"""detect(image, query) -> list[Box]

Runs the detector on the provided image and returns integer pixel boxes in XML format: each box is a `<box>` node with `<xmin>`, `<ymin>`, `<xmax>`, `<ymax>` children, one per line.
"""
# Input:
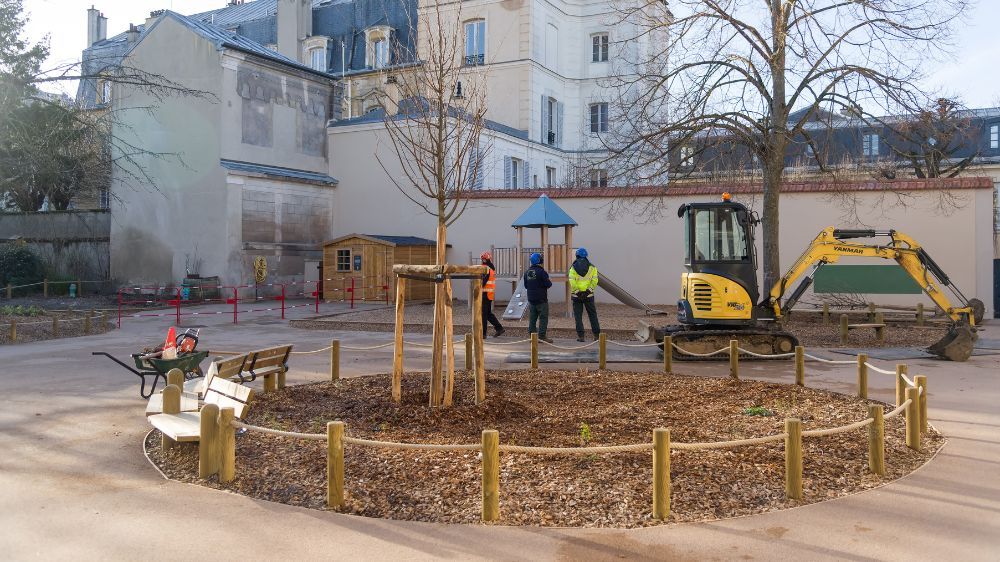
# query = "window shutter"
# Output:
<box><xmin>522</xmin><ymin>160</ymin><xmax>530</xmax><ymax>191</ymax></box>
<box><xmin>504</xmin><ymin>156</ymin><xmax>512</xmax><ymax>189</ymax></box>
<box><xmin>555</xmin><ymin>101</ymin><xmax>564</xmax><ymax>147</ymax></box>
<box><xmin>541</xmin><ymin>95</ymin><xmax>549</xmax><ymax>143</ymax></box>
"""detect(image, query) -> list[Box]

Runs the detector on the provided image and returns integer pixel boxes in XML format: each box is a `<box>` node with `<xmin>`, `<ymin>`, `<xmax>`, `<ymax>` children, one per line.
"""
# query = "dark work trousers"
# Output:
<box><xmin>573</xmin><ymin>299</ymin><xmax>601</xmax><ymax>338</ymax></box>
<box><xmin>528</xmin><ymin>302</ymin><xmax>549</xmax><ymax>337</ymax></box>
<box><xmin>482</xmin><ymin>297</ymin><xmax>503</xmax><ymax>336</ymax></box>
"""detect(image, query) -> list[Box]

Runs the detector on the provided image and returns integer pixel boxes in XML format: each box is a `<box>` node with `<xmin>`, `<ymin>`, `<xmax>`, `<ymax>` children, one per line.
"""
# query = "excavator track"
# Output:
<box><xmin>657</xmin><ymin>327</ymin><xmax>800</xmax><ymax>361</ymax></box>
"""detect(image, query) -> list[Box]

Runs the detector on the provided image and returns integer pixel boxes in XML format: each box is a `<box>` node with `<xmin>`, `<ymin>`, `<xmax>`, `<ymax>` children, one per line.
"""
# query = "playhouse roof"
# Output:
<box><xmin>511</xmin><ymin>195</ymin><xmax>577</xmax><ymax>228</ymax></box>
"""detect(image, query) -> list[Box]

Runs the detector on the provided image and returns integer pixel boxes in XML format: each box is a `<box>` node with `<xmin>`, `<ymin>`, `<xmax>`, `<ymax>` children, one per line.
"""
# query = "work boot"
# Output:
<box><xmin>576</xmin><ymin>335</ymin><xmax>585</xmax><ymax>342</ymax></box>
<box><xmin>494</xmin><ymin>327</ymin><xmax>505</xmax><ymax>338</ymax></box>
<box><xmin>539</xmin><ymin>335</ymin><xmax>553</xmax><ymax>344</ymax></box>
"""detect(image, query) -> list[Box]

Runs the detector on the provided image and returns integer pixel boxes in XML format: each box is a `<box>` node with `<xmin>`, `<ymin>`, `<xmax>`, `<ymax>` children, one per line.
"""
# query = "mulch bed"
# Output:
<box><xmin>0</xmin><ymin>308</ymin><xmax>114</xmax><ymax>345</ymax></box>
<box><xmin>147</xmin><ymin>370</ymin><xmax>942</xmax><ymax>527</ymax></box>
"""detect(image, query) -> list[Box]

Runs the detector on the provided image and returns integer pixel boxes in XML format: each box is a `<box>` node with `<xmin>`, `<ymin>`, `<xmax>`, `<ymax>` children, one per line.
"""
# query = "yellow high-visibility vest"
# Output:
<box><xmin>568</xmin><ymin>265</ymin><xmax>598</xmax><ymax>293</ymax></box>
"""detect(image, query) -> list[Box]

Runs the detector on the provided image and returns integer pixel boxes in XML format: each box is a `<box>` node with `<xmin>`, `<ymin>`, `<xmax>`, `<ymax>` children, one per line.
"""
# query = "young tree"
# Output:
<box><xmin>375</xmin><ymin>0</ymin><xmax>489</xmax><ymax>406</ymax></box>
<box><xmin>608</xmin><ymin>0</ymin><xmax>969</xmax><ymax>292</ymax></box>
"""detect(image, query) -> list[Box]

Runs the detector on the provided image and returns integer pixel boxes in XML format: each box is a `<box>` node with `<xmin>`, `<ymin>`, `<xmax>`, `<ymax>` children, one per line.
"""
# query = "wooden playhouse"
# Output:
<box><xmin>322</xmin><ymin>234</ymin><xmax>438</xmax><ymax>302</ymax></box>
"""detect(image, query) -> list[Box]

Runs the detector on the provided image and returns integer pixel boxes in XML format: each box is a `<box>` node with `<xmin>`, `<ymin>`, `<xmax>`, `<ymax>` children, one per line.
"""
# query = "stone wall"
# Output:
<box><xmin>0</xmin><ymin>210</ymin><xmax>111</xmax><ymax>286</ymax></box>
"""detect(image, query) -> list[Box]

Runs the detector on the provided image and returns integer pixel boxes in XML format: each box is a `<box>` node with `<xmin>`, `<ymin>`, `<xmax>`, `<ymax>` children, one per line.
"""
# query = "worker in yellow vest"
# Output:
<box><xmin>480</xmin><ymin>251</ymin><xmax>505</xmax><ymax>338</ymax></box>
<box><xmin>568</xmin><ymin>248</ymin><xmax>601</xmax><ymax>342</ymax></box>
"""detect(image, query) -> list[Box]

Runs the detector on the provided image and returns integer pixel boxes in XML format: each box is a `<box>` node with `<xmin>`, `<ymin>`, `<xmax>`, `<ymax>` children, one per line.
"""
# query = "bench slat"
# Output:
<box><xmin>149</xmin><ymin>412</ymin><xmax>201</xmax><ymax>442</ymax></box>
<box><xmin>204</xmin><ymin>394</ymin><xmax>249</xmax><ymax>418</ymax></box>
<box><xmin>216</xmin><ymin>354</ymin><xmax>249</xmax><ymax>380</ymax></box>
<box><xmin>848</xmin><ymin>323</ymin><xmax>886</xmax><ymax>329</ymax></box>
<box><xmin>209</xmin><ymin>376</ymin><xmax>254</xmax><ymax>403</ymax></box>
<box><xmin>146</xmin><ymin>392</ymin><xmax>199</xmax><ymax>417</ymax></box>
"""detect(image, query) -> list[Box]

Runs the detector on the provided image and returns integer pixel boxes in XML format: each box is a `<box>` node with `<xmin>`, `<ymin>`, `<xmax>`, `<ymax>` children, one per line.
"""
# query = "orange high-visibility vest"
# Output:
<box><xmin>484</xmin><ymin>268</ymin><xmax>496</xmax><ymax>298</ymax></box>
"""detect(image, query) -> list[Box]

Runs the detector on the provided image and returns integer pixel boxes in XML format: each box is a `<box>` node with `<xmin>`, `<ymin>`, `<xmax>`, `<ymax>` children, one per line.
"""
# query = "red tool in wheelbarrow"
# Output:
<box><xmin>93</xmin><ymin>328</ymin><xmax>208</xmax><ymax>399</ymax></box>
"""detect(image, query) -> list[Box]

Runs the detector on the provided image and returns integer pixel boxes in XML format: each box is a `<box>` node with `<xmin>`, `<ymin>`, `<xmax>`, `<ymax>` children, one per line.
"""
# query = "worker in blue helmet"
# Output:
<box><xmin>523</xmin><ymin>252</ymin><xmax>553</xmax><ymax>343</ymax></box>
<box><xmin>568</xmin><ymin>247</ymin><xmax>600</xmax><ymax>342</ymax></box>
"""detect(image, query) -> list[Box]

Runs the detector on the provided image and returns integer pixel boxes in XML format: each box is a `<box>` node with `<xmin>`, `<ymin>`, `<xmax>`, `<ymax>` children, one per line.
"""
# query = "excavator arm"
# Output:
<box><xmin>765</xmin><ymin>227</ymin><xmax>982</xmax><ymax>361</ymax></box>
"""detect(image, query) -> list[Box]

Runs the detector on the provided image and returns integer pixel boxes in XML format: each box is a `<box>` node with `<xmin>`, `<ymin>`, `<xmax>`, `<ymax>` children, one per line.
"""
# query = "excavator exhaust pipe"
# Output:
<box><xmin>927</xmin><ymin>320</ymin><xmax>978</xmax><ymax>362</ymax></box>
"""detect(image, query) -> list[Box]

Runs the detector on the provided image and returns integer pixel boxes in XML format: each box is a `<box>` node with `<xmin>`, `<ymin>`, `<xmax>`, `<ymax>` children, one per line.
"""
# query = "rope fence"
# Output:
<box><xmin>3</xmin><ymin>311</ymin><xmax>112</xmax><ymax>343</ymax></box>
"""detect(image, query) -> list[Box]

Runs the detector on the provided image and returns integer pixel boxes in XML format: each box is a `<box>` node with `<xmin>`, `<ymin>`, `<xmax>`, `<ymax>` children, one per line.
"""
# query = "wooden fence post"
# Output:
<box><xmin>729</xmin><ymin>340</ymin><xmax>739</xmax><ymax>381</ymax></box>
<box><xmin>794</xmin><ymin>346</ymin><xmax>805</xmax><ymax>386</ymax></box>
<box><xmin>874</xmin><ymin>312</ymin><xmax>885</xmax><ymax>344</ymax></box>
<box><xmin>895</xmin><ymin>364</ymin><xmax>907</xmax><ymax>406</ymax></box>
<box><xmin>327</xmin><ymin>421</ymin><xmax>345</xmax><ymax>508</ymax></box>
<box><xmin>166</xmin><ymin>368</ymin><xmax>184</xmax><ymax>389</ymax></box>
<box><xmin>868</xmin><ymin>405</ymin><xmax>885</xmax><ymax>476</ymax></box>
<box><xmin>99</xmin><ymin>312</ymin><xmax>107</xmax><ymax>331</ymax></box>
<box><xmin>530</xmin><ymin>332</ymin><xmax>539</xmax><ymax>370</ymax></box>
<box><xmin>199</xmin><ymin>403</ymin><xmax>220</xmax><ymax>478</ymax></box>
<box><xmin>857</xmin><ymin>353</ymin><xmax>868</xmax><ymax>399</ymax></box>
<box><xmin>84</xmin><ymin>313</ymin><xmax>91</xmax><ymax>335</ymax></box>
<box><xmin>905</xmin><ymin>386</ymin><xmax>920</xmax><ymax>451</ymax></box>
<box><xmin>465</xmin><ymin>333</ymin><xmax>473</xmax><ymax>371</ymax></box>
<box><xmin>330</xmin><ymin>339</ymin><xmax>340</xmax><ymax>381</ymax></box>
<box><xmin>218</xmin><ymin>407</ymin><xmax>236</xmax><ymax>483</ymax></box>
<box><xmin>52</xmin><ymin>317</ymin><xmax>58</xmax><ymax>338</ymax></box>
<box><xmin>43</xmin><ymin>278</ymin><xmax>48</xmax><ymax>297</ymax></box>
<box><xmin>915</xmin><ymin>375</ymin><xmax>928</xmax><ymax>434</ymax></box>
<box><xmin>5</xmin><ymin>283</ymin><xmax>10</xmax><ymax>299</ymax></box>
<box><xmin>822</xmin><ymin>303</ymin><xmax>829</xmax><ymax>324</ymax></box>
<box><xmin>598</xmin><ymin>333</ymin><xmax>607</xmax><ymax>370</ymax></box>
<box><xmin>161</xmin><ymin>384</ymin><xmax>181</xmax><ymax>450</ymax></box>
<box><xmin>392</xmin><ymin>277</ymin><xmax>406</xmax><ymax>403</ymax></box>
<box><xmin>916</xmin><ymin>302</ymin><xmax>924</xmax><ymax>326</ymax></box>
<box><xmin>785</xmin><ymin>418</ymin><xmax>802</xmax><ymax>500</ymax></box>
<box><xmin>472</xmin><ymin>278</ymin><xmax>486</xmax><ymax>404</ymax></box>
<box><xmin>663</xmin><ymin>335</ymin><xmax>673</xmax><ymax>374</ymax></box>
<box><xmin>9</xmin><ymin>319</ymin><xmax>15</xmax><ymax>343</ymax></box>
<box><xmin>868</xmin><ymin>302</ymin><xmax>876</xmax><ymax>322</ymax></box>
<box><xmin>652</xmin><ymin>428</ymin><xmax>671</xmax><ymax>520</ymax></box>
<box><xmin>840</xmin><ymin>314</ymin><xmax>849</xmax><ymax>345</ymax></box>
<box><xmin>481</xmin><ymin>429</ymin><xmax>499</xmax><ymax>522</ymax></box>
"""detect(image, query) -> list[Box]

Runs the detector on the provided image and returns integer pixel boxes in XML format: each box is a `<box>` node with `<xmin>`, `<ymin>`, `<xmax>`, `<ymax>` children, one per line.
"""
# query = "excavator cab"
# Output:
<box><xmin>676</xmin><ymin>198</ymin><xmax>760</xmax><ymax>326</ymax></box>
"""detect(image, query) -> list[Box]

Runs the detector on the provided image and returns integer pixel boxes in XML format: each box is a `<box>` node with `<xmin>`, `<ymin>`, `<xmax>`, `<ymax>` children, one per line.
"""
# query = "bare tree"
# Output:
<box><xmin>878</xmin><ymin>98</ymin><xmax>980</xmax><ymax>179</ymax></box>
<box><xmin>375</xmin><ymin>0</ymin><xmax>489</xmax><ymax>407</ymax></box>
<box><xmin>607</xmin><ymin>0</ymin><xmax>969</xmax><ymax>292</ymax></box>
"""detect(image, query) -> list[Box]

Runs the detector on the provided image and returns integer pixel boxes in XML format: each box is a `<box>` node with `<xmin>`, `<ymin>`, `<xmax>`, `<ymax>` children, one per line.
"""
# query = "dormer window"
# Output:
<box><xmin>303</xmin><ymin>36</ymin><xmax>330</xmax><ymax>72</ymax></box>
<box><xmin>365</xmin><ymin>26</ymin><xmax>392</xmax><ymax>69</ymax></box>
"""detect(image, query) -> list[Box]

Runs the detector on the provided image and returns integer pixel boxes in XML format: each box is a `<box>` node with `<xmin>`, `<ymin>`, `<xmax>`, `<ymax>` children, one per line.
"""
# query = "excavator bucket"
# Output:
<box><xmin>927</xmin><ymin>321</ymin><xmax>978</xmax><ymax>362</ymax></box>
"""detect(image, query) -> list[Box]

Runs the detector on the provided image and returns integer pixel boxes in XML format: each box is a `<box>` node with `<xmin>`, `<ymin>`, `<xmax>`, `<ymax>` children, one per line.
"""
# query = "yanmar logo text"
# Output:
<box><xmin>834</xmin><ymin>246</ymin><xmax>864</xmax><ymax>254</ymax></box>
<box><xmin>727</xmin><ymin>302</ymin><xmax>746</xmax><ymax>310</ymax></box>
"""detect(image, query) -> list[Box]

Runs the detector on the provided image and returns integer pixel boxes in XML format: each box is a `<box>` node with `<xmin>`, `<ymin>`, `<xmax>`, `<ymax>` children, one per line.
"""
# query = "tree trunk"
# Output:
<box><xmin>429</xmin><ymin>221</ymin><xmax>447</xmax><ymax>406</ymax></box>
<box><xmin>761</xmin><ymin>161</ymin><xmax>783</xmax><ymax>297</ymax></box>
<box><xmin>763</xmin><ymin>0</ymin><xmax>788</xmax><ymax>303</ymax></box>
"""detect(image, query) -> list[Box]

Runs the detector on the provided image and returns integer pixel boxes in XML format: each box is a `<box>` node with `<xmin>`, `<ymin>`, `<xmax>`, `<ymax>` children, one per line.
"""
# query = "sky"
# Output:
<box><xmin>22</xmin><ymin>0</ymin><xmax>1000</xmax><ymax>108</ymax></box>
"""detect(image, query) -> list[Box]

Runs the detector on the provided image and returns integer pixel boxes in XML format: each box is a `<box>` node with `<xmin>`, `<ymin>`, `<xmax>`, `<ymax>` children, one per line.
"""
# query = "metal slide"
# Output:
<box><xmin>502</xmin><ymin>278</ymin><xmax>530</xmax><ymax>320</ymax></box>
<box><xmin>598</xmin><ymin>275</ymin><xmax>665</xmax><ymax>315</ymax></box>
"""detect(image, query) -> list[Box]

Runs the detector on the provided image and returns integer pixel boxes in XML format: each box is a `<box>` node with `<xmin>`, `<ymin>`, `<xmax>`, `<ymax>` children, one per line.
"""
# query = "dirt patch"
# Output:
<box><xmin>0</xmin><ymin>306</ymin><xmax>114</xmax><ymax>345</ymax></box>
<box><xmin>147</xmin><ymin>370</ymin><xmax>942</xmax><ymax>527</ymax></box>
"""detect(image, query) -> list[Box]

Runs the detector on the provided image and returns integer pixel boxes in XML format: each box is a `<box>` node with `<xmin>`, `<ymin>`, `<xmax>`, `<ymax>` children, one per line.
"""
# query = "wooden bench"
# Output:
<box><xmin>148</xmin><ymin>376</ymin><xmax>254</xmax><ymax>444</ymax></box>
<box><xmin>145</xmin><ymin>354</ymin><xmax>250</xmax><ymax>416</ymax></box>
<box><xmin>241</xmin><ymin>345</ymin><xmax>293</xmax><ymax>392</ymax></box>
<box><xmin>840</xmin><ymin>314</ymin><xmax>886</xmax><ymax>345</ymax></box>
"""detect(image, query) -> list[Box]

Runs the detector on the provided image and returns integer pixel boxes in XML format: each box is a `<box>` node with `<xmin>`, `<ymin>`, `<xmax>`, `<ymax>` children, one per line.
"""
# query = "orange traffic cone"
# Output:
<box><xmin>162</xmin><ymin>326</ymin><xmax>178</xmax><ymax>360</ymax></box>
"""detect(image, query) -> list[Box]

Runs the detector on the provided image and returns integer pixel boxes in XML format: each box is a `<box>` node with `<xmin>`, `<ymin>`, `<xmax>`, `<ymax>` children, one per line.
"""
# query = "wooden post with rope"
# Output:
<box><xmin>218</xmin><ymin>407</ymin><xmax>236</xmax><ymax>483</ymax></box>
<box><xmin>895</xmin><ymin>364</ymin><xmax>907</xmax><ymax>406</ymax></box>
<box><xmin>905</xmin><ymin>386</ymin><xmax>920</xmax><ymax>451</ymax></box>
<box><xmin>916</xmin><ymin>302</ymin><xmax>925</xmax><ymax>326</ymax></box>
<box><xmin>868</xmin><ymin>405</ymin><xmax>885</xmax><ymax>476</ymax></box>
<box><xmin>652</xmin><ymin>428</ymin><xmax>671</xmax><ymax>520</ymax></box>
<box><xmin>915</xmin><ymin>375</ymin><xmax>928</xmax><ymax>434</ymax></box>
<box><xmin>598</xmin><ymin>333</ymin><xmax>607</xmax><ymax>369</ymax></box>
<box><xmin>663</xmin><ymin>335</ymin><xmax>672</xmax><ymax>374</ymax></box>
<box><xmin>729</xmin><ymin>339</ymin><xmax>739</xmax><ymax>381</ymax></box>
<box><xmin>330</xmin><ymin>339</ymin><xmax>340</xmax><ymax>381</ymax></box>
<box><xmin>481</xmin><ymin>429</ymin><xmax>499</xmax><ymax>522</ymax></box>
<box><xmin>785</xmin><ymin>418</ymin><xmax>803</xmax><ymax>500</ymax></box>
<box><xmin>794</xmin><ymin>346</ymin><xmax>805</xmax><ymax>386</ymax></box>
<box><xmin>530</xmin><ymin>332</ymin><xmax>539</xmax><ymax>370</ymax></box>
<box><xmin>857</xmin><ymin>353</ymin><xmax>868</xmax><ymax>399</ymax></box>
<box><xmin>199</xmin><ymin>403</ymin><xmax>220</xmax><ymax>478</ymax></box>
<box><xmin>327</xmin><ymin>421</ymin><xmax>345</xmax><ymax>508</ymax></box>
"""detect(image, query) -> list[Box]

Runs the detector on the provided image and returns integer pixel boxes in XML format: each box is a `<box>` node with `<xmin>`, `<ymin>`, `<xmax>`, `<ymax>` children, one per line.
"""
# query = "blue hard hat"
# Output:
<box><xmin>530</xmin><ymin>253</ymin><xmax>543</xmax><ymax>265</ymax></box>
<box><xmin>576</xmin><ymin>247</ymin><xmax>588</xmax><ymax>258</ymax></box>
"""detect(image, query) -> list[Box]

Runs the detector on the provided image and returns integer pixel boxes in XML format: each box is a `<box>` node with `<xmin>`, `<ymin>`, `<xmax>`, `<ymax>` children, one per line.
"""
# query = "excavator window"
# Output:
<box><xmin>692</xmin><ymin>207</ymin><xmax>750</xmax><ymax>262</ymax></box>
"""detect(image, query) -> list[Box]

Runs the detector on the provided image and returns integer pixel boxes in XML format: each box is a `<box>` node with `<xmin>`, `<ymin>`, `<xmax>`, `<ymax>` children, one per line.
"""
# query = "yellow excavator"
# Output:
<box><xmin>652</xmin><ymin>195</ymin><xmax>983</xmax><ymax>361</ymax></box>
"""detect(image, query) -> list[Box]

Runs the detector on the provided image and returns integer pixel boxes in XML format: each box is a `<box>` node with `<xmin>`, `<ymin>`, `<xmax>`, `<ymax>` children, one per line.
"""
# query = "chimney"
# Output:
<box><xmin>126</xmin><ymin>24</ymin><xmax>139</xmax><ymax>45</ymax></box>
<box><xmin>87</xmin><ymin>6</ymin><xmax>107</xmax><ymax>46</ymax></box>
<box><xmin>146</xmin><ymin>9</ymin><xmax>165</xmax><ymax>30</ymax></box>
<box><xmin>277</xmin><ymin>0</ymin><xmax>312</xmax><ymax>63</ymax></box>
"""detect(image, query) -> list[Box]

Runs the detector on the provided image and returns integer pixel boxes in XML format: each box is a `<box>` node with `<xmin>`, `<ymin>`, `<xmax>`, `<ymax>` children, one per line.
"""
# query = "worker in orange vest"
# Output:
<box><xmin>480</xmin><ymin>251</ymin><xmax>505</xmax><ymax>338</ymax></box>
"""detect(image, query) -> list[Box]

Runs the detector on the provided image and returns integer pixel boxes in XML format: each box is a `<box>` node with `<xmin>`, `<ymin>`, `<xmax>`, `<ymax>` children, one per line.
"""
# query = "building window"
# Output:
<box><xmin>372</xmin><ymin>39</ymin><xmax>388</xmax><ymax>68</ymax></box>
<box><xmin>862</xmin><ymin>133</ymin><xmax>880</xmax><ymax>157</ymax></box>
<box><xmin>310</xmin><ymin>47</ymin><xmax>326</xmax><ymax>71</ymax></box>
<box><xmin>101</xmin><ymin>80</ymin><xmax>112</xmax><ymax>104</ymax></box>
<box><xmin>546</xmin><ymin>166</ymin><xmax>556</xmax><ymax>187</ymax></box>
<box><xmin>679</xmin><ymin>145</ymin><xmax>693</xmax><ymax>164</ymax></box>
<box><xmin>589</xmin><ymin>169</ymin><xmax>608</xmax><ymax>188</ymax></box>
<box><xmin>592</xmin><ymin>33</ymin><xmax>609</xmax><ymax>62</ymax></box>
<box><xmin>541</xmin><ymin>96</ymin><xmax>562</xmax><ymax>146</ymax></box>
<box><xmin>336</xmin><ymin>249</ymin><xmax>352</xmax><ymax>272</ymax></box>
<box><xmin>990</xmin><ymin>124</ymin><xmax>999</xmax><ymax>150</ymax></box>
<box><xmin>507</xmin><ymin>157</ymin><xmax>522</xmax><ymax>189</ymax></box>
<box><xmin>465</xmin><ymin>20</ymin><xmax>485</xmax><ymax>66</ymax></box>
<box><xmin>99</xmin><ymin>188</ymin><xmax>110</xmax><ymax>209</ymax></box>
<box><xmin>589</xmin><ymin>102</ymin><xmax>609</xmax><ymax>134</ymax></box>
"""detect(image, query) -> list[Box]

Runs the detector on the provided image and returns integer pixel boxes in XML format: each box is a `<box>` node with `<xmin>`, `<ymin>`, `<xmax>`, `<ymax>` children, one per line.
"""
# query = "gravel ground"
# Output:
<box><xmin>147</xmin><ymin>370</ymin><xmax>942</xmax><ymax>527</ymax></box>
<box><xmin>305</xmin><ymin>302</ymin><xmax>948</xmax><ymax>348</ymax></box>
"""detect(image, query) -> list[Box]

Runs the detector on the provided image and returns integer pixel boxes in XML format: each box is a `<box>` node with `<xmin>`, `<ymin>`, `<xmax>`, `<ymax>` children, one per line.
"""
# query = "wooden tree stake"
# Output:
<box><xmin>481</xmin><ymin>429</ymin><xmax>499</xmax><ymax>522</ymax></box>
<box><xmin>327</xmin><ymin>421</ymin><xmax>345</xmax><ymax>508</ymax></box>
<box><xmin>472</xmin><ymin>278</ymin><xmax>486</xmax><ymax>404</ymax></box>
<box><xmin>652</xmin><ymin>428</ymin><xmax>671</xmax><ymax>520</ymax></box>
<box><xmin>429</xmin><ymin>282</ymin><xmax>445</xmax><ymax>407</ymax></box>
<box><xmin>391</xmin><ymin>277</ymin><xmax>406</xmax><ymax>402</ymax></box>
<box><xmin>465</xmin><ymin>333</ymin><xmax>473</xmax><ymax>371</ymax></box>
<box><xmin>915</xmin><ymin>375</ymin><xmax>928</xmax><ymax>434</ymax></box>
<box><xmin>857</xmin><ymin>353</ymin><xmax>868</xmax><ymax>399</ymax></box>
<box><xmin>198</xmin><ymin>403</ymin><xmax>220</xmax><ymax>478</ymax></box>
<box><xmin>729</xmin><ymin>339</ymin><xmax>739</xmax><ymax>381</ymax></box>
<box><xmin>794</xmin><ymin>346</ymin><xmax>805</xmax><ymax>386</ymax></box>
<box><xmin>330</xmin><ymin>339</ymin><xmax>340</xmax><ymax>381</ymax></box>
<box><xmin>443</xmin><ymin>279</ymin><xmax>456</xmax><ymax>407</ymax></box>
<box><xmin>785</xmin><ymin>418</ymin><xmax>803</xmax><ymax>500</ymax></box>
<box><xmin>868</xmin><ymin>404</ymin><xmax>885</xmax><ymax>476</ymax></box>
<box><xmin>905</xmin><ymin>387</ymin><xmax>920</xmax><ymax>451</ymax></box>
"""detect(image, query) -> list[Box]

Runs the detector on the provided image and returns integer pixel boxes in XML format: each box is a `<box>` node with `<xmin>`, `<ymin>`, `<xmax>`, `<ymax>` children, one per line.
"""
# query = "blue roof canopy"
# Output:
<box><xmin>511</xmin><ymin>195</ymin><xmax>577</xmax><ymax>228</ymax></box>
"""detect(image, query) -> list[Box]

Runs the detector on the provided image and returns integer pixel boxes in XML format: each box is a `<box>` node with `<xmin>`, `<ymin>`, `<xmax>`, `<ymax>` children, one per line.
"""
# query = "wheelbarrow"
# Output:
<box><xmin>93</xmin><ymin>350</ymin><xmax>209</xmax><ymax>399</ymax></box>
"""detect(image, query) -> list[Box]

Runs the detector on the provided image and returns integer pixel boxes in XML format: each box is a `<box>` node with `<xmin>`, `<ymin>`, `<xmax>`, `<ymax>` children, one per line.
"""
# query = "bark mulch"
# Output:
<box><xmin>147</xmin><ymin>370</ymin><xmax>942</xmax><ymax>527</ymax></box>
<box><xmin>0</xmin><ymin>308</ymin><xmax>114</xmax><ymax>345</ymax></box>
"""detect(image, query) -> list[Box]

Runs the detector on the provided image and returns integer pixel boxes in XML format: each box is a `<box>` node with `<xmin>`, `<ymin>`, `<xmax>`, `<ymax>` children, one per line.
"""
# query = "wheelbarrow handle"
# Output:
<box><xmin>92</xmin><ymin>352</ymin><xmax>142</xmax><ymax>376</ymax></box>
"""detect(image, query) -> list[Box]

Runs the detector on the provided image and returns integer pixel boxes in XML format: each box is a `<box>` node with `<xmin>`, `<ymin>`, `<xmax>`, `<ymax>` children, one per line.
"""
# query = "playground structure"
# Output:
<box><xmin>487</xmin><ymin>195</ymin><xmax>661</xmax><ymax>320</ymax></box>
